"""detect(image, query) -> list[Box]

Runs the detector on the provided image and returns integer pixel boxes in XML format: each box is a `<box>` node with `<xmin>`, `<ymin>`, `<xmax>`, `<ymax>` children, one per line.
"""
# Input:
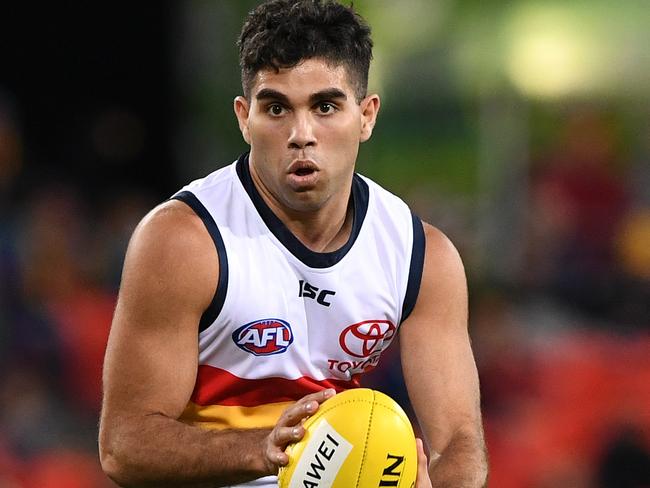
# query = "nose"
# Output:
<box><xmin>287</xmin><ymin>112</ymin><xmax>316</xmax><ymax>149</ymax></box>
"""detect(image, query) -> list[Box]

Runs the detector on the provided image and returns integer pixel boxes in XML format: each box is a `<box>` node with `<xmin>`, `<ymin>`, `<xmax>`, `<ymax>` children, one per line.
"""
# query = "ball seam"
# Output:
<box><xmin>284</xmin><ymin>398</ymin><xmax>376</xmax><ymax>477</ymax></box>
<box><xmin>281</xmin><ymin>392</ymin><xmax>413</xmax><ymax>487</ymax></box>
<box><xmin>374</xmin><ymin>403</ymin><xmax>413</xmax><ymax>429</ymax></box>
<box><xmin>354</xmin><ymin>390</ymin><xmax>375</xmax><ymax>488</ymax></box>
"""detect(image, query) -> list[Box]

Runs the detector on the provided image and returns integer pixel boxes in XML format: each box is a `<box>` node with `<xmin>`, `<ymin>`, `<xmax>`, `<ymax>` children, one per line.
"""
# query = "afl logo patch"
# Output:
<box><xmin>339</xmin><ymin>320</ymin><xmax>396</xmax><ymax>358</ymax></box>
<box><xmin>232</xmin><ymin>319</ymin><xmax>294</xmax><ymax>356</ymax></box>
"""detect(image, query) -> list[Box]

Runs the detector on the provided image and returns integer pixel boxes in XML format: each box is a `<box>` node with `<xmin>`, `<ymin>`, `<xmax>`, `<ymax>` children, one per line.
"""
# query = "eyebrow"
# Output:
<box><xmin>255</xmin><ymin>88</ymin><xmax>290</xmax><ymax>105</ymax></box>
<box><xmin>255</xmin><ymin>88</ymin><xmax>348</xmax><ymax>105</ymax></box>
<box><xmin>309</xmin><ymin>88</ymin><xmax>347</xmax><ymax>104</ymax></box>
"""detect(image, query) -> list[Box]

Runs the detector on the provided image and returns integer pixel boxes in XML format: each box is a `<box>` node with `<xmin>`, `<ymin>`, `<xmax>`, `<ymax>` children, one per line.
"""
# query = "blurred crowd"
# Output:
<box><xmin>1</xmin><ymin>89</ymin><xmax>649</xmax><ymax>486</ymax></box>
<box><xmin>473</xmin><ymin>109</ymin><xmax>650</xmax><ymax>487</ymax></box>
<box><xmin>367</xmin><ymin>108</ymin><xmax>650</xmax><ymax>487</ymax></box>
<box><xmin>0</xmin><ymin>93</ymin><xmax>155</xmax><ymax>486</ymax></box>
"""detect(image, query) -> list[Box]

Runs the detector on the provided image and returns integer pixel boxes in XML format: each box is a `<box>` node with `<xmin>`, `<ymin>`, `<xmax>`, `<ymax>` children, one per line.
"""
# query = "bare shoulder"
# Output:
<box><xmin>128</xmin><ymin>199</ymin><xmax>214</xmax><ymax>263</ymax></box>
<box><xmin>421</xmin><ymin>221</ymin><xmax>466</xmax><ymax>278</ymax></box>
<box><xmin>403</xmin><ymin>221</ymin><xmax>468</xmax><ymax>329</ymax></box>
<box><xmin>131</xmin><ymin>199</ymin><xmax>210</xmax><ymax>250</ymax></box>
<box><xmin>102</xmin><ymin>199</ymin><xmax>217</xmax><ymax>435</ymax></box>
<box><xmin>120</xmin><ymin>198</ymin><xmax>218</xmax><ymax>312</ymax></box>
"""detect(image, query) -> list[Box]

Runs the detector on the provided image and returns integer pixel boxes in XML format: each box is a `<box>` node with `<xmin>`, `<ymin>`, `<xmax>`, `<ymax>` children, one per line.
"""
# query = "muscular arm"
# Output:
<box><xmin>99</xmin><ymin>201</ymin><xmax>328</xmax><ymax>487</ymax></box>
<box><xmin>401</xmin><ymin>223</ymin><xmax>488</xmax><ymax>488</ymax></box>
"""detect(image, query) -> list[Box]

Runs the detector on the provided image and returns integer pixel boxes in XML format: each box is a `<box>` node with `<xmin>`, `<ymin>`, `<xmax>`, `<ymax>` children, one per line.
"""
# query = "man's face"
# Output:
<box><xmin>234</xmin><ymin>57</ymin><xmax>380</xmax><ymax>214</ymax></box>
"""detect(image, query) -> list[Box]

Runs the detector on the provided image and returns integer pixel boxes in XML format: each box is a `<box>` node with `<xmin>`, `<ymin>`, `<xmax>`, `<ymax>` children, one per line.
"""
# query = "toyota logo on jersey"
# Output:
<box><xmin>339</xmin><ymin>320</ymin><xmax>396</xmax><ymax>358</ymax></box>
<box><xmin>232</xmin><ymin>319</ymin><xmax>294</xmax><ymax>356</ymax></box>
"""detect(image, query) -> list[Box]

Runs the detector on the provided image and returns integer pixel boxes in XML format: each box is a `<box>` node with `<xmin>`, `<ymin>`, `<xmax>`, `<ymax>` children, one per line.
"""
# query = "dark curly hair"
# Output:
<box><xmin>238</xmin><ymin>0</ymin><xmax>373</xmax><ymax>102</ymax></box>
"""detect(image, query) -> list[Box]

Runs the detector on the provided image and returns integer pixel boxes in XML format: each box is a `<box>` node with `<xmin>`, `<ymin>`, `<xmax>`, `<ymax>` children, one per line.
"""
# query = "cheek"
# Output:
<box><xmin>320</xmin><ymin>115</ymin><xmax>361</xmax><ymax>144</ymax></box>
<box><xmin>317</xmin><ymin>120</ymin><xmax>361</xmax><ymax>173</ymax></box>
<box><xmin>249</xmin><ymin>120</ymin><xmax>284</xmax><ymax>148</ymax></box>
<box><xmin>325</xmin><ymin>126</ymin><xmax>361</xmax><ymax>163</ymax></box>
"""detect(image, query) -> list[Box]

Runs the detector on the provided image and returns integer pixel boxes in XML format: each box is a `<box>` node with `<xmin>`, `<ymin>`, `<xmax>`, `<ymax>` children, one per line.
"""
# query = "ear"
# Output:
<box><xmin>359</xmin><ymin>94</ymin><xmax>381</xmax><ymax>143</ymax></box>
<box><xmin>234</xmin><ymin>96</ymin><xmax>251</xmax><ymax>145</ymax></box>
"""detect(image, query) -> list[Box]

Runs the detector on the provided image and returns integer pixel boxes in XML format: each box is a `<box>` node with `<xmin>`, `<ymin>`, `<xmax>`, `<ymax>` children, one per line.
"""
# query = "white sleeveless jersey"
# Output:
<box><xmin>172</xmin><ymin>153</ymin><xmax>425</xmax><ymax>488</ymax></box>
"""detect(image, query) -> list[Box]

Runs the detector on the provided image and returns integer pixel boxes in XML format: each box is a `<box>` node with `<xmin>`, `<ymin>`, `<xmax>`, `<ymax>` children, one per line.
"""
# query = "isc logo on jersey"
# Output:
<box><xmin>232</xmin><ymin>319</ymin><xmax>294</xmax><ymax>356</ymax></box>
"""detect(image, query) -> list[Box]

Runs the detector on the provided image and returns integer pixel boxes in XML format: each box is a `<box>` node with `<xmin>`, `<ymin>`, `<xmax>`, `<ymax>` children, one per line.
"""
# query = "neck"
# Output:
<box><xmin>280</xmin><ymin>196</ymin><xmax>354</xmax><ymax>253</ymax></box>
<box><xmin>249</xmin><ymin>167</ymin><xmax>354</xmax><ymax>253</ymax></box>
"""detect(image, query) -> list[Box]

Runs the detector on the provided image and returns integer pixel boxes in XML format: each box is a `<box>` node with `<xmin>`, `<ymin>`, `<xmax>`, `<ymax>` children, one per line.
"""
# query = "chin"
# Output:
<box><xmin>285</xmin><ymin>192</ymin><xmax>326</xmax><ymax>213</ymax></box>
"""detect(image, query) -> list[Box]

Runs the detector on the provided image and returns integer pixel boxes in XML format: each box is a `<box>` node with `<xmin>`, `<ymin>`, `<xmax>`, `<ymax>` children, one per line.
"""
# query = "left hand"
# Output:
<box><xmin>415</xmin><ymin>438</ymin><xmax>432</xmax><ymax>488</ymax></box>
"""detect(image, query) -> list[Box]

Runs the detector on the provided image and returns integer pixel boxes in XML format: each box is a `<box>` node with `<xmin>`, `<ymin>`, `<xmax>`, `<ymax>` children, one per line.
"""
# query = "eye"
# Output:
<box><xmin>268</xmin><ymin>104</ymin><xmax>285</xmax><ymax>116</ymax></box>
<box><xmin>317</xmin><ymin>102</ymin><xmax>335</xmax><ymax>114</ymax></box>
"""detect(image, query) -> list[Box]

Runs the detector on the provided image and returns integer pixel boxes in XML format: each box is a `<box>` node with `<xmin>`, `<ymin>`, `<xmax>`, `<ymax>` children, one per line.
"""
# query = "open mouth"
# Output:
<box><xmin>287</xmin><ymin>160</ymin><xmax>320</xmax><ymax>189</ymax></box>
<box><xmin>288</xmin><ymin>159</ymin><xmax>319</xmax><ymax>177</ymax></box>
<box><xmin>294</xmin><ymin>167</ymin><xmax>315</xmax><ymax>177</ymax></box>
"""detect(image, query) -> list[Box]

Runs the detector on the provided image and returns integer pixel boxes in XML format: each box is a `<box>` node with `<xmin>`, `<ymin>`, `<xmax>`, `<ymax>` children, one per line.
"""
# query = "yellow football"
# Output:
<box><xmin>278</xmin><ymin>388</ymin><xmax>417</xmax><ymax>488</ymax></box>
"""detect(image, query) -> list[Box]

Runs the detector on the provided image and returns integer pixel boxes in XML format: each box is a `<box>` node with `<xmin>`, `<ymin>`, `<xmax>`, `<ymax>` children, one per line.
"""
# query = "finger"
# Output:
<box><xmin>276</xmin><ymin>400</ymin><xmax>315</xmax><ymax>428</ymax></box>
<box><xmin>277</xmin><ymin>450</ymin><xmax>289</xmax><ymax>467</ymax></box>
<box><xmin>266</xmin><ymin>445</ymin><xmax>289</xmax><ymax>469</ymax></box>
<box><xmin>416</xmin><ymin>438</ymin><xmax>428</xmax><ymax>467</ymax></box>
<box><xmin>270</xmin><ymin>424</ymin><xmax>305</xmax><ymax>448</ymax></box>
<box><xmin>266</xmin><ymin>425</ymin><xmax>307</xmax><ymax>469</ymax></box>
<box><xmin>415</xmin><ymin>438</ymin><xmax>432</xmax><ymax>488</ymax></box>
<box><xmin>296</xmin><ymin>388</ymin><xmax>336</xmax><ymax>409</ymax></box>
<box><xmin>278</xmin><ymin>388</ymin><xmax>336</xmax><ymax>427</ymax></box>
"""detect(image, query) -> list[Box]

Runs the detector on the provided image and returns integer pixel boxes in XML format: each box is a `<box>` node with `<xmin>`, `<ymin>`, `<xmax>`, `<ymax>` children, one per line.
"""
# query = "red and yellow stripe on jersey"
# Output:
<box><xmin>180</xmin><ymin>365</ymin><xmax>360</xmax><ymax>430</ymax></box>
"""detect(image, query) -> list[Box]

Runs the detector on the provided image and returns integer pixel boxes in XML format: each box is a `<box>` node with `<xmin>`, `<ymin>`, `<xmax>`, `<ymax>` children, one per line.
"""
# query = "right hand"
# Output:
<box><xmin>415</xmin><ymin>438</ymin><xmax>433</xmax><ymax>488</ymax></box>
<box><xmin>262</xmin><ymin>388</ymin><xmax>336</xmax><ymax>474</ymax></box>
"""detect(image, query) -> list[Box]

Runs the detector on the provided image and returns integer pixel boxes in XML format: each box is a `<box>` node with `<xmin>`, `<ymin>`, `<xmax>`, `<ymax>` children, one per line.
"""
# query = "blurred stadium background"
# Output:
<box><xmin>1</xmin><ymin>1</ymin><xmax>649</xmax><ymax>486</ymax></box>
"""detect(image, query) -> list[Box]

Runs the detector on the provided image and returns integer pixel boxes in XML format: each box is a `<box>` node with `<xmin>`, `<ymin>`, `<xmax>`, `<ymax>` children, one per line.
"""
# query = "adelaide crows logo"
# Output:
<box><xmin>232</xmin><ymin>319</ymin><xmax>294</xmax><ymax>356</ymax></box>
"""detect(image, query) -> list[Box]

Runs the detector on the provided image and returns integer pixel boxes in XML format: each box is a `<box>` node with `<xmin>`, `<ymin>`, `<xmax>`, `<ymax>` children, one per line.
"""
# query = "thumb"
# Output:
<box><xmin>416</xmin><ymin>438</ymin><xmax>428</xmax><ymax>467</ymax></box>
<box><xmin>415</xmin><ymin>438</ymin><xmax>432</xmax><ymax>488</ymax></box>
